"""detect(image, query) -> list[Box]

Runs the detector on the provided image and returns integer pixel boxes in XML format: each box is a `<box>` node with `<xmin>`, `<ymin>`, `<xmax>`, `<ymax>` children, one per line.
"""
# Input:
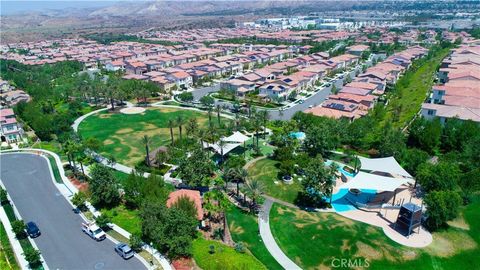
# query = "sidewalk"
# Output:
<box><xmin>258</xmin><ymin>199</ymin><xmax>301</xmax><ymax>270</ymax></box>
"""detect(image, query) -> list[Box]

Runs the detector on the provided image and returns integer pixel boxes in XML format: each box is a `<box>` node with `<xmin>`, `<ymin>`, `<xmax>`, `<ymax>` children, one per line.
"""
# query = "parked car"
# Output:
<box><xmin>308</xmin><ymin>105</ymin><xmax>313</xmax><ymax>108</ymax></box>
<box><xmin>82</xmin><ymin>222</ymin><xmax>106</xmax><ymax>241</ymax></box>
<box><xmin>115</xmin><ymin>243</ymin><xmax>135</xmax><ymax>259</ymax></box>
<box><xmin>26</xmin><ymin>222</ymin><xmax>41</xmax><ymax>238</ymax></box>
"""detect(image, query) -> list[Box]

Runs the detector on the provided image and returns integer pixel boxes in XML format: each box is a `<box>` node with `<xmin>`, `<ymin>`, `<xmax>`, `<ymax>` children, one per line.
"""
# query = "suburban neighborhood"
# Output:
<box><xmin>0</xmin><ymin>1</ymin><xmax>479</xmax><ymax>270</ymax></box>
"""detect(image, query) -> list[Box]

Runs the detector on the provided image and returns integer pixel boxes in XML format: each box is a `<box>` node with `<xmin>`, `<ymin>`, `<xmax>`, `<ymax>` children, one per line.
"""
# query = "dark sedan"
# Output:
<box><xmin>26</xmin><ymin>221</ymin><xmax>41</xmax><ymax>238</ymax></box>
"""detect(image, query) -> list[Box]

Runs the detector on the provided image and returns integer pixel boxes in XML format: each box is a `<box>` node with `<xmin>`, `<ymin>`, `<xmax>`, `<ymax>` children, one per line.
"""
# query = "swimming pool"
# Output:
<box><xmin>289</xmin><ymin>131</ymin><xmax>306</xmax><ymax>140</ymax></box>
<box><xmin>324</xmin><ymin>160</ymin><xmax>356</xmax><ymax>178</ymax></box>
<box><xmin>328</xmin><ymin>189</ymin><xmax>377</xmax><ymax>212</ymax></box>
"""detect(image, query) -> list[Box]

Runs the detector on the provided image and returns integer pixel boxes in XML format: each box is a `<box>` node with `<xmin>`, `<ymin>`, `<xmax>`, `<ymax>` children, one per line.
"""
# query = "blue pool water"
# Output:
<box><xmin>323</xmin><ymin>160</ymin><xmax>376</xmax><ymax>212</ymax></box>
<box><xmin>328</xmin><ymin>189</ymin><xmax>377</xmax><ymax>212</ymax></box>
<box><xmin>289</xmin><ymin>131</ymin><xmax>306</xmax><ymax>140</ymax></box>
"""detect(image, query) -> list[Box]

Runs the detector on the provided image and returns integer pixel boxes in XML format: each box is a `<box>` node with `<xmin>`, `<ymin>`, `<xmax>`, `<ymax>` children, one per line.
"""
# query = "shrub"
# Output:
<box><xmin>424</xmin><ymin>190</ymin><xmax>462</xmax><ymax>231</ymax></box>
<box><xmin>95</xmin><ymin>214</ymin><xmax>111</xmax><ymax>230</ymax></box>
<box><xmin>208</xmin><ymin>245</ymin><xmax>215</xmax><ymax>254</ymax></box>
<box><xmin>71</xmin><ymin>191</ymin><xmax>87</xmax><ymax>211</ymax></box>
<box><xmin>23</xmin><ymin>247</ymin><xmax>41</xmax><ymax>267</ymax></box>
<box><xmin>0</xmin><ymin>187</ymin><xmax>8</xmax><ymax>204</ymax></box>
<box><xmin>11</xmin><ymin>220</ymin><xmax>26</xmax><ymax>238</ymax></box>
<box><xmin>234</xmin><ymin>242</ymin><xmax>245</xmax><ymax>253</ymax></box>
<box><xmin>129</xmin><ymin>233</ymin><xmax>144</xmax><ymax>252</ymax></box>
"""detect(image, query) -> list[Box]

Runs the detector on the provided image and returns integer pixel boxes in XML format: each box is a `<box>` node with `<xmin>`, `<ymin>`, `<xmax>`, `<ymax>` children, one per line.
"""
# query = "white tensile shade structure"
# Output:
<box><xmin>358</xmin><ymin>156</ymin><xmax>413</xmax><ymax>178</ymax></box>
<box><xmin>340</xmin><ymin>171</ymin><xmax>414</xmax><ymax>192</ymax></box>
<box><xmin>203</xmin><ymin>131</ymin><xmax>250</xmax><ymax>156</ymax></box>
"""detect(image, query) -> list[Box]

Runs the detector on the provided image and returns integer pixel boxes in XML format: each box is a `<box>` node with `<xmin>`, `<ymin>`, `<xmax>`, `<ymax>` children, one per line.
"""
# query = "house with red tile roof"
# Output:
<box><xmin>0</xmin><ymin>108</ymin><xmax>23</xmax><ymax>143</ymax></box>
<box><xmin>167</xmin><ymin>189</ymin><xmax>204</xmax><ymax>221</ymax></box>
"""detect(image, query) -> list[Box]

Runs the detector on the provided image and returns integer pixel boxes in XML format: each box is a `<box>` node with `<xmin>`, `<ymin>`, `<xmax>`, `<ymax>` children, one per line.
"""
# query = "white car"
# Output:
<box><xmin>82</xmin><ymin>222</ymin><xmax>106</xmax><ymax>241</ymax></box>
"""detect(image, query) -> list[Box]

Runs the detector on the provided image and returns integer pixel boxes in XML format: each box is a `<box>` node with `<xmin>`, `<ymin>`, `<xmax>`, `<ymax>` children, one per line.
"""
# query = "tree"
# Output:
<box><xmin>203</xmin><ymin>190</ymin><xmax>230</xmax><ymax>236</ymax></box>
<box><xmin>177</xmin><ymin>148</ymin><xmax>215</xmax><ymax>187</ymax></box>
<box><xmin>178</xmin><ymin>92</ymin><xmax>194</xmax><ymax>103</ymax></box>
<box><xmin>398</xmin><ymin>148</ymin><xmax>429</xmax><ymax>177</ymax></box>
<box><xmin>215</xmin><ymin>104</ymin><xmax>222</xmax><ymax>126</ymax></box>
<box><xmin>84</xmin><ymin>137</ymin><xmax>101</xmax><ymax>152</ymax></box>
<box><xmin>168</xmin><ymin>119</ymin><xmax>175</xmax><ymax>145</ymax></box>
<box><xmin>416</xmin><ymin>162</ymin><xmax>460</xmax><ymax>193</ymax></box>
<box><xmin>304</xmin><ymin>124</ymin><xmax>339</xmax><ymax>157</ymax></box>
<box><xmin>71</xmin><ymin>191</ymin><xmax>87</xmax><ymax>211</ymax></box>
<box><xmin>123</xmin><ymin>171</ymin><xmax>144</xmax><ymax>208</ymax></box>
<box><xmin>95</xmin><ymin>214</ymin><xmax>111</xmax><ymax>230</ymax></box>
<box><xmin>459</xmin><ymin>169</ymin><xmax>480</xmax><ymax>202</ymax></box>
<box><xmin>185</xmin><ymin>118</ymin><xmax>198</xmax><ymax>138</ymax></box>
<box><xmin>129</xmin><ymin>233</ymin><xmax>144</xmax><ymax>252</ymax></box>
<box><xmin>258</xmin><ymin>110</ymin><xmax>269</xmax><ymax>139</ymax></box>
<box><xmin>200</xmin><ymin>95</ymin><xmax>214</xmax><ymax>108</ymax></box>
<box><xmin>407</xmin><ymin>117</ymin><xmax>441</xmax><ymax>154</ymax></box>
<box><xmin>298</xmin><ymin>156</ymin><xmax>336</xmax><ymax>207</ymax></box>
<box><xmin>11</xmin><ymin>220</ymin><xmax>26</xmax><ymax>238</ymax></box>
<box><xmin>244</xmin><ymin>178</ymin><xmax>264</xmax><ymax>211</ymax></box>
<box><xmin>89</xmin><ymin>164</ymin><xmax>120</xmax><ymax>207</ymax></box>
<box><xmin>171</xmin><ymin>196</ymin><xmax>198</xmax><ymax>220</ymax></box>
<box><xmin>142</xmin><ymin>135</ymin><xmax>151</xmax><ymax>166</ymax></box>
<box><xmin>424</xmin><ymin>190</ymin><xmax>462</xmax><ymax>231</ymax></box>
<box><xmin>23</xmin><ymin>247</ymin><xmax>42</xmax><ymax>268</ymax></box>
<box><xmin>140</xmin><ymin>201</ymin><xmax>197</xmax><ymax>260</ymax></box>
<box><xmin>377</xmin><ymin>124</ymin><xmax>405</xmax><ymax>158</ymax></box>
<box><xmin>176</xmin><ymin>115</ymin><xmax>185</xmax><ymax>141</ymax></box>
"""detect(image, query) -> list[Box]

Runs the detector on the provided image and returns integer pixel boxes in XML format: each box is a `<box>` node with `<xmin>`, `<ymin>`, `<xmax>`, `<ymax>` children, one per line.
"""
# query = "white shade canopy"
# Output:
<box><xmin>359</xmin><ymin>156</ymin><xmax>413</xmax><ymax>178</ymax></box>
<box><xmin>222</xmin><ymin>131</ymin><xmax>250</xmax><ymax>143</ymax></box>
<box><xmin>339</xmin><ymin>171</ymin><xmax>414</xmax><ymax>192</ymax></box>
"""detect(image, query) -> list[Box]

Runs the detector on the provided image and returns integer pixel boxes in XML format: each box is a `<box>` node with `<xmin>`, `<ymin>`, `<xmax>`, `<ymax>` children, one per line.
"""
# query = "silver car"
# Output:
<box><xmin>114</xmin><ymin>243</ymin><xmax>134</xmax><ymax>260</ymax></box>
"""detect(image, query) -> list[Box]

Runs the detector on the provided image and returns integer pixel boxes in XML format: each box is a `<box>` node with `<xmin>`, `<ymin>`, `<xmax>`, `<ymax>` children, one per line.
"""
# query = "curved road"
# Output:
<box><xmin>0</xmin><ymin>153</ymin><xmax>145</xmax><ymax>270</ymax></box>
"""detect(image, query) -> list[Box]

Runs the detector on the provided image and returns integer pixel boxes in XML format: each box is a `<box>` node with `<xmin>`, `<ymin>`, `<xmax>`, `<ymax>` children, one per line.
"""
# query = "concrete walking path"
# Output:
<box><xmin>259</xmin><ymin>198</ymin><xmax>301</xmax><ymax>270</ymax></box>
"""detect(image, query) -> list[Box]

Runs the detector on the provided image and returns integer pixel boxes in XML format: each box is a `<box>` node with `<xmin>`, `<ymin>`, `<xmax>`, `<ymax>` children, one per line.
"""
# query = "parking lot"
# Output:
<box><xmin>0</xmin><ymin>153</ymin><xmax>145</xmax><ymax>270</ymax></box>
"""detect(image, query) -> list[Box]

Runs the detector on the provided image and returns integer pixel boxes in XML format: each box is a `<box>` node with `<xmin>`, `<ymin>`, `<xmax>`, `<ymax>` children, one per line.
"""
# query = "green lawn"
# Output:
<box><xmin>79</xmin><ymin>107</ymin><xmax>224</xmax><ymax>166</ymax></box>
<box><xmin>270</xmin><ymin>196</ymin><xmax>480</xmax><ymax>270</ymax></box>
<box><xmin>0</xmin><ymin>222</ymin><xmax>19</xmax><ymax>270</ymax></box>
<box><xmin>229</xmin><ymin>138</ymin><xmax>275</xmax><ymax>162</ymax></box>
<box><xmin>101</xmin><ymin>205</ymin><xmax>141</xmax><ymax>235</ymax></box>
<box><xmin>226</xmin><ymin>205</ymin><xmax>282</xmax><ymax>269</ymax></box>
<box><xmin>382</xmin><ymin>47</ymin><xmax>452</xmax><ymax>129</ymax></box>
<box><xmin>192</xmin><ymin>236</ymin><xmax>266</xmax><ymax>270</ymax></box>
<box><xmin>247</xmin><ymin>158</ymin><xmax>301</xmax><ymax>204</ymax></box>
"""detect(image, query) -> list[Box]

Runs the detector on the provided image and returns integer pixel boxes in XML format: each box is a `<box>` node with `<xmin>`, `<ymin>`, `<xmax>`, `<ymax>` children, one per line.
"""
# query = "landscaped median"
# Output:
<box><xmin>0</xmin><ymin>187</ymin><xmax>45</xmax><ymax>270</ymax></box>
<box><xmin>0</xmin><ymin>222</ymin><xmax>19</xmax><ymax>270</ymax></box>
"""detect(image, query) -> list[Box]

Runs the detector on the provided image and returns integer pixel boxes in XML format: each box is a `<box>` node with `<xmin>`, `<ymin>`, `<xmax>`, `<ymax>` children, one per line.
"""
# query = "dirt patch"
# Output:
<box><xmin>116</xmin><ymin>128</ymin><xmax>134</xmax><ymax>135</ymax></box>
<box><xmin>447</xmin><ymin>213</ymin><xmax>470</xmax><ymax>230</ymax></box>
<box><xmin>104</xmin><ymin>139</ymin><xmax>115</xmax><ymax>145</ymax></box>
<box><xmin>402</xmin><ymin>250</ymin><xmax>418</xmax><ymax>261</ymax></box>
<box><xmin>341</xmin><ymin>239</ymin><xmax>350</xmax><ymax>252</ymax></box>
<box><xmin>356</xmin><ymin>242</ymin><xmax>383</xmax><ymax>260</ymax></box>
<box><xmin>98</xmin><ymin>113</ymin><xmax>112</xmax><ymax>119</ymax></box>
<box><xmin>426</xmin><ymin>230</ymin><xmax>477</xmax><ymax>257</ymax></box>
<box><xmin>173</xmin><ymin>257</ymin><xmax>199</xmax><ymax>270</ymax></box>
<box><xmin>228</xmin><ymin>220</ymin><xmax>245</xmax><ymax>235</ymax></box>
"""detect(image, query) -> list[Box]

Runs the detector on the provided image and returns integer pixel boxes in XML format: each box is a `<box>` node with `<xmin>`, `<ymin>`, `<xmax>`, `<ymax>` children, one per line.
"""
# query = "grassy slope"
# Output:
<box><xmin>192</xmin><ymin>236</ymin><xmax>266</xmax><ymax>270</ymax></box>
<box><xmin>0</xmin><ymin>222</ymin><xmax>20</xmax><ymax>270</ymax></box>
<box><xmin>382</xmin><ymin>47</ymin><xmax>451</xmax><ymax>129</ymax></box>
<box><xmin>247</xmin><ymin>158</ymin><xmax>301</xmax><ymax>204</ymax></box>
<box><xmin>78</xmin><ymin>107</ymin><xmax>219</xmax><ymax>166</ymax></box>
<box><xmin>270</xmin><ymin>197</ymin><xmax>480</xmax><ymax>270</ymax></box>
<box><xmin>226</xmin><ymin>206</ymin><xmax>282</xmax><ymax>270</ymax></box>
<box><xmin>101</xmin><ymin>205</ymin><xmax>141</xmax><ymax>235</ymax></box>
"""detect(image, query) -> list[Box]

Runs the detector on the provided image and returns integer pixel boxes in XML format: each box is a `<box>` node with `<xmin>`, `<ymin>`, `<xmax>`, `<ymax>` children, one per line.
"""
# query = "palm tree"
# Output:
<box><xmin>207</xmin><ymin>107</ymin><xmax>213</xmax><ymax>127</ymax></box>
<box><xmin>176</xmin><ymin>115</ymin><xmax>185</xmax><ymax>140</ymax></box>
<box><xmin>186</xmin><ymin>118</ymin><xmax>198</xmax><ymax>139</ymax></box>
<box><xmin>234</xmin><ymin>168</ymin><xmax>248</xmax><ymax>197</ymax></box>
<box><xmin>253</xmin><ymin>117</ymin><xmax>262</xmax><ymax>150</ymax></box>
<box><xmin>259</xmin><ymin>110</ymin><xmax>269</xmax><ymax>139</ymax></box>
<box><xmin>215</xmin><ymin>104</ymin><xmax>222</xmax><ymax>126</ymax></box>
<box><xmin>168</xmin><ymin>119</ymin><xmax>175</xmax><ymax>145</ymax></box>
<box><xmin>218</xmin><ymin>139</ymin><xmax>227</xmax><ymax>162</ymax></box>
<box><xmin>244</xmin><ymin>178</ymin><xmax>264</xmax><ymax>212</ymax></box>
<box><xmin>142</xmin><ymin>135</ymin><xmax>151</xmax><ymax>166</ymax></box>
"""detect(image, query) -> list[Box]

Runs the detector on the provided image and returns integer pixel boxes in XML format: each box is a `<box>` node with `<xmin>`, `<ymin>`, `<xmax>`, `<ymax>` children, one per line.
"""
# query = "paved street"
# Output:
<box><xmin>0</xmin><ymin>153</ymin><xmax>145</xmax><ymax>270</ymax></box>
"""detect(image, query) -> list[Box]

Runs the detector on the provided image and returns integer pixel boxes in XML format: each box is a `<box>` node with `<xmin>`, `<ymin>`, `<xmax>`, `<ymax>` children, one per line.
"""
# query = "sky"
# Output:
<box><xmin>0</xmin><ymin>1</ymin><xmax>126</xmax><ymax>15</ymax></box>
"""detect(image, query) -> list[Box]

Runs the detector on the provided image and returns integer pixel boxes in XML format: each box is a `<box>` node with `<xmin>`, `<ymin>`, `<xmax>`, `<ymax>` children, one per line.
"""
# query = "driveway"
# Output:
<box><xmin>192</xmin><ymin>83</ymin><xmax>221</xmax><ymax>101</ymax></box>
<box><xmin>0</xmin><ymin>153</ymin><xmax>146</xmax><ymax>270</ymax></box>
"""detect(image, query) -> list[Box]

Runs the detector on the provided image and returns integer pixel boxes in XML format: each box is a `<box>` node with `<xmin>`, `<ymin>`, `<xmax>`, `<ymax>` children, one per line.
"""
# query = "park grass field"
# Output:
<box><xmin>270</xmin><ymin>195</ymin><xmax>480</xmax><ymax>270</ymax></box>
<box><xmin>226</xmin><ymin>205</ymin><xmax>282</xmax><ymax>270</ymax></box>
<box><xmin>0</xmin><ymin>222</ymin><xmax>19</xmax><ymax>270</ymax></box>
<box><xmin>79</xmin><ymin>107</ymin><xmax>222</xmax><ymax>166</ymax></box>
<box><xmin>246</xmin><ymin>158</ymin><xmax>301</xmax><ymax>204</ymax></box>
<box><xmin>192</xmin><ymin>235</ymin><xmax>267</xmax><ymax>270</ymax></box>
